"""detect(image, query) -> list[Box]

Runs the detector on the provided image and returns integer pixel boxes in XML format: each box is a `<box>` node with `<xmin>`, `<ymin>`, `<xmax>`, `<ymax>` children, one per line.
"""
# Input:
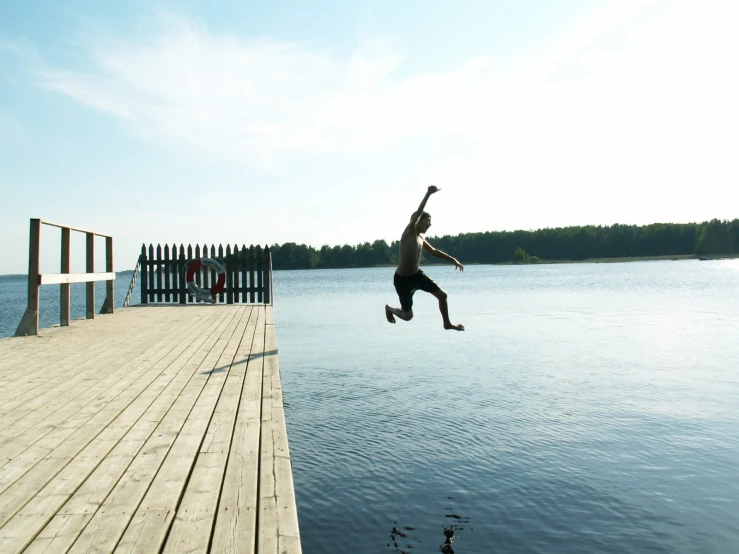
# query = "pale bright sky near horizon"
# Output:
<box><xmin>1</xmin><ymin>0</ymin><xmax>737</xmax><ymax>274</ymax></box>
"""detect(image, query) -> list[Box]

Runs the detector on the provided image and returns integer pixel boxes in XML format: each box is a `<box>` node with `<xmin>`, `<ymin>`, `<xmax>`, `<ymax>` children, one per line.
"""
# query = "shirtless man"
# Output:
<box><xmin>385</xmin><ymin>186</ymin><xmax>465</xmax><ymax>331</ymax></box>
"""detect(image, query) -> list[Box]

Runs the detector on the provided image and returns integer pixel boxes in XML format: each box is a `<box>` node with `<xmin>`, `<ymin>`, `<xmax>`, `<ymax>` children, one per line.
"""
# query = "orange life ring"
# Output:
<box><xmin>184</xmin><ymin>258</ymin><xmax>226</xmax><ymax>303</ymax></box>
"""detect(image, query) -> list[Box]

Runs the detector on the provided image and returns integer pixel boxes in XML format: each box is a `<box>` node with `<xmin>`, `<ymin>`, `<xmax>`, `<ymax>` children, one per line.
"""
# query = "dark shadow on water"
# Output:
<box><xmin>388</xmin><ymin>505</ymin><xmax>471</xmax><ymax>553</ymax></box>
<box><xmin>200</xmin><ymin>349</ymin><xmax>278</xmax><ymax>374</ymax></box>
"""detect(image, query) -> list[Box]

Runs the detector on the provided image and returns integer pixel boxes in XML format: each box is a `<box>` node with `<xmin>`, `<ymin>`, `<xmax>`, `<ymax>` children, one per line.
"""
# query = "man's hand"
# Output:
<box><xmin>454</xmin><ymin>259</ymin><xmax>464</xmax><ymax>271</ymax></box>
<box><xmin>428</xmin><ymin>185</ymin><xmax>440</xmax><ymax>195</ymax></box>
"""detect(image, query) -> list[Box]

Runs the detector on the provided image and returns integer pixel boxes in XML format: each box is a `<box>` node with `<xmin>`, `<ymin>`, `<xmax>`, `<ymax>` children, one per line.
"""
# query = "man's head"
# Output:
<box><xmin>412</xmin><ymin>211</ymin><xmax>432</xmax><ymax>233</ymax></box>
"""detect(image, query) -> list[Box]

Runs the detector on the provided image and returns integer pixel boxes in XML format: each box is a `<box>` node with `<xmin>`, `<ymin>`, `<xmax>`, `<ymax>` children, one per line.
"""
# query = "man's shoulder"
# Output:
<box><xmin>401</xmin><ymin>223</ymin><xmax>418</xmax><ymax>238</ymax></box>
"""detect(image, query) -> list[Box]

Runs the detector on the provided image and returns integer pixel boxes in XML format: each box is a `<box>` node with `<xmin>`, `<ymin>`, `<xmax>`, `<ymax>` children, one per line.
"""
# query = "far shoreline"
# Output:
<box><xmin>1</xmin><ymin>254</ymin><xmax>738</xmax><ymax>278</ymax></box>
<box><xmin>390</xmin><ymin>253</ymin><xmax>739</xmax><ymax>268</ymax></box>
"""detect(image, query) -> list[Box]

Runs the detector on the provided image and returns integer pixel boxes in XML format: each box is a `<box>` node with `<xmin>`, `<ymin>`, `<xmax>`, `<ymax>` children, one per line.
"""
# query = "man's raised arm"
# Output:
<box><xmin>410</xmin><ymin>185</ymin><xmax>440</xmax><ymax>227</ymax></box>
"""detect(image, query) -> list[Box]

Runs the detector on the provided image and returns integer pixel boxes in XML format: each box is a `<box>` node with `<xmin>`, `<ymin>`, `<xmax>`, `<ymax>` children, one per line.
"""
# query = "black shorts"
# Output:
<box><xmin>394</xmin><ymin>270</ymin><xmax>441</xmax><ymax>312</ymax></box>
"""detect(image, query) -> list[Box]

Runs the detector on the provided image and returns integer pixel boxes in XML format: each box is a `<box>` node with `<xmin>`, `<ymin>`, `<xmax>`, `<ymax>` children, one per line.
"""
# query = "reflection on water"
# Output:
<box><xmin>388</xmin><ymin>506</ymin><xmax>470</xmax><ymax>553</ymax></box>
<box><xmin>268</xmin><ymin>262</ymin><xmax>739</xmax><ymax>552</ymax></box>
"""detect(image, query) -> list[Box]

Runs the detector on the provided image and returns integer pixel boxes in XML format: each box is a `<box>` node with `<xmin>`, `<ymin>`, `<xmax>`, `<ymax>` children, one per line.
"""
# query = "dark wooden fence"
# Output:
<box><xmin>139</xmin><ymin>244</ymin><xmax>272</xmax><ymax>305</ymax></box>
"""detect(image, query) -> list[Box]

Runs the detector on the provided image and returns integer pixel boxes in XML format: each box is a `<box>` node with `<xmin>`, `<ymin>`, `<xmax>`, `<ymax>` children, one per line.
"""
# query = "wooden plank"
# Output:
<box><xmin>10</xmin><ymin>306</ymin><xmax>236</xmax><ymax>552</ymax></box>
<box><xmin>264</xmin><ymin>247</ymin><xmax>271</xmax><ymax>305</ymax></box>
<box><xmin>202</xmin><ymin>244</ymin><xmax>210</xmax><ymax>303</ymax></box>
<box><xmin>164</xmin><ymin>244</ymin><xmax>171</xmax><ymax>303</ymax></box>
<box><xmin>0</xmin><ymin>309</ymin><xmax>184</xmax><ymax>418</ymax></box>
<box><xmin>0</xmin><ymin>304</ymin><xmax>300</xmax><ymax>552</ymax></box>
<box><xmin>1</xmin><ymin>307</ymin><xmax>162</xmax><ymax>374</ymax></box>
<box><xmin>0</xmin><ymin>309</ymin><xmax>209</xmax><ymax>467</ymax></box>
<box><xmin>66</xmin><ymin>307</ymin><xmax>249</xmax><ymax>554</ymax></box>
<box><xmin>218</xmin><ymin>244</ymin><xmax>226</xmax><ymax>304</ymax></box>
<box><xmin>179</xmin><ymin>245</ymin><xmax>187</xmax><ymax>305</ymax></box>
<box><xmin>148</xmin><ymin>245</ymin><xmax>155</xmax><ymax>304</ymax></box>
<box><xmin>0</xmin><ymin>309</ymin><xmax>169</xmax><ymax>396</ymax></box>
<box><xmin>140</xmin><ymin>246</ymin><xmax>148</xmax><ymax>305</ymax></box>
<box><xmin>210</xmin><ymin>305</ymin><xmax>265</xmax><ymax>554</ymax></box>
<box><xmin>86</xmin><ymin>232</ymin><xmax>95</xmax><ymax>320</ymax></box>
<box><xmin>0</xmin><ymin>307</ymin><xmax>160</xmax><ymax>379</ymax></box>
<box><xmin>0</xmin><ymin>339</ymin><xmax>167</xmax><ymax>452</ymax></box>
<box><xmin>187</xmin><ymin>245</ymin><xmax>194</xmax><ymax>304</ymax></box>
<box><xmin>239</xmin><ymin>246</ymin><xmax>247</xmax><ymax>304</ymax></box>
<box><xmin>0</xmin><ymin>308</ymin><xmax>196</xmax><ymax>432</ymax></box>
<box><xmin>52</xmin><ymin>308</ymin><xmax>241</xmax><ymax>554</ymax></box>
<box><xmin>0</xmin><ymin>311</ymin><xmax>228</xmax><ymax>523</ymax></box>
<box><xmin>231</xmin><ymin>244</ymin><xmax>239</xmax><ymax>303</ymax></box>
<box><xmin>226</xmin><ymin>245</ymin><xmax>234</xmax><ymax>304</ymax></box>
<box><xmin>0</xmin><ymin>333</ymin><xmax>151</xmax><ymax>418</ymax></box>
<box><xmin>256</xmin><ymin>246</ymin><xmax>263</xmax><ymax>304</ymax></box>
<box><xmin>163</xmin><ymin>307</ymin><xmax>259</xmax><ymax>553</ymax></box>
<box><xmin>39</xmin><ymin>272</ymin><xmax>116</xmax><ymax>285</ymax></box>
<box><xmin>113</xmin><ymin>308</ymin><xmax>251</xmax><ymax>554</ymax></box>
<box><xmin>156</xmin><ymin>244</ymin><xmax>163</xmax><ymax>303</ymax></box>
<box><xmin>2</xmin><ymin>308</ymin><xmax>238</xmax><ymax>553</ymax></box>
<box><xmin>195</xmin><ymin>245</ymin><xmax>202</xmax><ymax>304</ymax></box>
<box><xmin>249</xmin><ymin>246</ymin><xmax>255</xmax><ymax>303</ymax></box>
<box><xmin>38</xmin><ymin>219</ymin><xmax>112</xmax><ymax>237</ymax></box>
<box><xmin>259</xmin><ymin>315</ymin><xmax>301</xmax><ymax>553</ymax></box>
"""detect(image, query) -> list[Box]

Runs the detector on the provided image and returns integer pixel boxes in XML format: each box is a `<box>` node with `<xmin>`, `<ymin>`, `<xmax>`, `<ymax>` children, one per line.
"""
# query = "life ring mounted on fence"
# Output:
<box><xmin>183</xmin><ymin>258</ymin><xmax>226</xmax><ymax>303</ymax></box>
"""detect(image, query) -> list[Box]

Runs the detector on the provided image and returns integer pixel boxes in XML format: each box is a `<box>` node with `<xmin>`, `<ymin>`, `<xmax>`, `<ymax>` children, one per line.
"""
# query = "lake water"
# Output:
<box><xmin>2</xmin><ymin>261</ymin><xmax>739</xmax><ymax>553</ymax></box>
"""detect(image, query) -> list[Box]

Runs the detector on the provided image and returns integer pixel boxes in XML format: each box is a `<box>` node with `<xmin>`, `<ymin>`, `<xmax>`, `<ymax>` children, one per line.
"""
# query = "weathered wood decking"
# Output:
<box><xmin>0</xmin><ymin>305</ymin><xmax>300</xmax><ymax>554</ymax></box>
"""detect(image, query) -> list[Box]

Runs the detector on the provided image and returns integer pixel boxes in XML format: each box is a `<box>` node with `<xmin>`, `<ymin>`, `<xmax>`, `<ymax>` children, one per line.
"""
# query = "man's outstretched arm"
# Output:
<box><xmin>423</xmin><ymin>240</ymin><xmax>464</xmax><ymax>270</ymax></box>
<box><xmin>410</xmin><ymin>185</ymin><xmax>440</xmax><ymax>227</ymax></box>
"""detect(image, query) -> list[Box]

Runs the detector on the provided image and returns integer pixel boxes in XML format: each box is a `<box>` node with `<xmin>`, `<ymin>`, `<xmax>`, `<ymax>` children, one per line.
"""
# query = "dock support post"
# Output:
<box><xmin>140</xmin><ymin>245</ymin><xmax>148</xmax><ymax>305</ymax></box>
<box><xmin>15</xmin><ymin>218</ymin><xmax>41</xmax><ymax>336</ymax></box>
<box><xmin>86</xmin><ymin>232</ymin><xmax>95</xmax><ymax>319</ymax></box>
<box><xmin>61</xmin><ymin>227</ymin><xmax>71</xmax><ymax>325</ymax></box>
<box><xmin>101</xmin><ymin>236</ymin><xmax>115</xmax><ymax>314</ymax></box>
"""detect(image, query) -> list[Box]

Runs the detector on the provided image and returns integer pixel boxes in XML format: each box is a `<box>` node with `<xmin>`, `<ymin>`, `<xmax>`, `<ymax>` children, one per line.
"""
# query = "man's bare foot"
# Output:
<box><xmin>385</xmin><ymin>305</ymin><xmax>396</xmax><ymax>324</ymax></box>
<box><xmin>444</xmin><ymin>323</ymin><xmax>465</xmax><ymax>331</ymax></box>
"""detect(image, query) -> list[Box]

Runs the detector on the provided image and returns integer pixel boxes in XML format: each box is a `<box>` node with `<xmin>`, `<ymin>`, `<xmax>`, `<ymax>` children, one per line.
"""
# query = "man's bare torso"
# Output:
<box><xmin>396</xmin><ymin>225</ymin><xmax>423</xmax><ymax>276</ymax></box>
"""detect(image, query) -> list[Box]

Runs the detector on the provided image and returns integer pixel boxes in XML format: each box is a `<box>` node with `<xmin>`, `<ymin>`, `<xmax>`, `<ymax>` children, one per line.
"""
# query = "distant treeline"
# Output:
<box><xmin>269</xmin><ymin>219</ymin><xmax>739</xmax><ymax>270</ymax></box>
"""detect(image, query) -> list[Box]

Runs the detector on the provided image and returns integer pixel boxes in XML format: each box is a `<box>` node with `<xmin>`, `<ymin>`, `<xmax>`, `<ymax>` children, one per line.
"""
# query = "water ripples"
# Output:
<box><xmin>273</xmin><ymin>263</ymin><xmax>739</xmax><ymax>553</ymax></box>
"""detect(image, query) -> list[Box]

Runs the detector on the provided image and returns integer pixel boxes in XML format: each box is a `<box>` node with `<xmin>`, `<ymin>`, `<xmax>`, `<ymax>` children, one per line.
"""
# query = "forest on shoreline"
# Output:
<box><xmin>269</xmin><ymin>218</ymin><xmax>739</xmax><ymax>270</ymax></box>
<box><xmin>2</xmin><ymin>219</ymin><xmax>737</xmax><ymax>277</ymax></box>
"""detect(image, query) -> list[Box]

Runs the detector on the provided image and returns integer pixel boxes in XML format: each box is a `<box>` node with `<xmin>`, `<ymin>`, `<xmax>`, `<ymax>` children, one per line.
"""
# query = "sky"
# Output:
<box><xmin>1</xmin><ymin>0</ymin><xmax>737</xmax><ymax>274</ymax></box>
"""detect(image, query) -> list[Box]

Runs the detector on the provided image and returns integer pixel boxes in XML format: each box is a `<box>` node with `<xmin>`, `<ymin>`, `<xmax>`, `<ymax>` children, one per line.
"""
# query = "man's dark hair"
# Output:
<box><xmin>410</xmin><ymin>211</ymin><xmax>431</xmax><ymax>222</ymax></box>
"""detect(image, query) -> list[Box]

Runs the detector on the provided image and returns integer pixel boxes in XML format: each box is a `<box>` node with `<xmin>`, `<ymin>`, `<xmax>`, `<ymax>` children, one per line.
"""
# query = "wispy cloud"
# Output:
<box><xmin>28</xmin><ymin>0</ymin><xmax>739</xmax><ymax>208</ymax></box>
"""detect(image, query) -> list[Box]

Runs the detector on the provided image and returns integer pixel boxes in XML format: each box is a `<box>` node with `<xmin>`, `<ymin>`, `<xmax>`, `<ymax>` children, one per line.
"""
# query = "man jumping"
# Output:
<box><xmin>385</xmin><ymin>185</ymin><xmax>465</xmax><ymax>331</ymax></box>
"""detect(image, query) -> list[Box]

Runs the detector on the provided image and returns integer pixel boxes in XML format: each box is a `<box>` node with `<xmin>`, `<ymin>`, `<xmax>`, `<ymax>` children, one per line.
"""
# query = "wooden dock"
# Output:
<box><xmin>0</xmin><ymin>304</ymin><xmax>301</xmax><ymax>554</ymax></box>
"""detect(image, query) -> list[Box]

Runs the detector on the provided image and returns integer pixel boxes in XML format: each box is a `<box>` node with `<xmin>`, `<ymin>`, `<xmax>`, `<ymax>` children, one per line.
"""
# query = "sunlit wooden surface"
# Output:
<box><xmin>0</xmin><ymin>304</ymin><xmax>300</xmax><ymax>554</ymax></box>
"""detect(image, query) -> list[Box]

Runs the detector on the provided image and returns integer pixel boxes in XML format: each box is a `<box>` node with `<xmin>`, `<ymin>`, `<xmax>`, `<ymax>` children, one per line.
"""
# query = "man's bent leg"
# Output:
<box><xmin>386</xmin><ymin>305</ymin><xmax>413</xmax><ymax>323</ymax></box>
<box><xmin>431</xmin><ymin>289</ymin><xmax>464</xmax><ymax>331</ymax></box>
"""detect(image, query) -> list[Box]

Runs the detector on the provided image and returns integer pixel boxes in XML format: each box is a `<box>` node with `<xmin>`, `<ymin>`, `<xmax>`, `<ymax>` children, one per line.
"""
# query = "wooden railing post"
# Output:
<box><xmin>256</xmin><ymin>245</ymin><xmax>263</xmax><ymax>303</ymax></box>
<box><xmin>269</xmin><ymin>246</ymin><xmax>274</xmax><ymax>305</ymax></box>
<box><xmin>156</xmin><ymin>244</ymin><xmax>163</xmax><ymax>303</ymax></box>
<box><xmin>147</xmin><ymin>244</ymin><xmax>154</xmax><ymax>304</ymax></box>
<box><xmin>86</xmin><ymin>232</ymin><xmax>95</xmax><ymax>319</ymax></box>
<box><xmin>225</xmin><ymin>244</ymin><xmax>233</xmax><ymax>304</ymax></box>
<box><xmin>164</xmin><ymin>244</ymin><xmax>171</xmax><ymax>303</ymax></box>
<box><xmin>101</xmin><ymin>236</ymin><xmax>115</xmax><ymax>314</ymax></box>
<box><xmin>179</xmin><ymin>245</ymin><xmax>187</xmax><ymax>304</ymax></box>
<box><xmin>15</xmin><ymin>218</ymin><xmax>41</xmax><ymax>336</ymax></box>
<box><xmin>61</xmin><ymin>226</ymin><xmax>71</xmax><ymax>326</ymax></box>
<box><xmin>263</xmin><ymin>246</ymin><xmax>272</xmax><ymax>305</ymax></box>
<box><xmin>140</xmin><ymin>245</ymin><xmax>148</xmax><ymax>305</ymax></box>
